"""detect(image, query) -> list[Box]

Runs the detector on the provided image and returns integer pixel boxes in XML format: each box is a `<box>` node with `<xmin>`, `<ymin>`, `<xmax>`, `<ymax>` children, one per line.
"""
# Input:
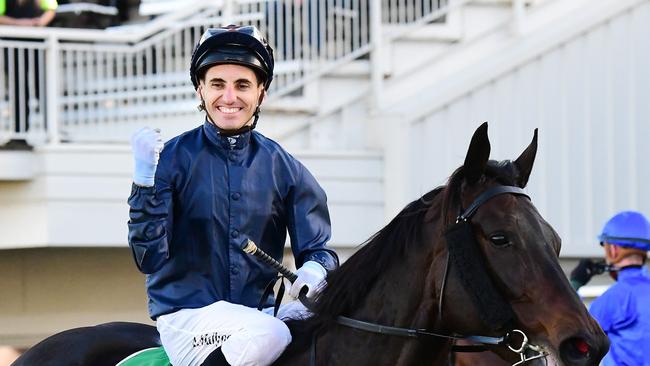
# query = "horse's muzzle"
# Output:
<box><xmin>558</xmin><ymin>333</ymin><xmax>609</xmax><ymax>366</ymax></box>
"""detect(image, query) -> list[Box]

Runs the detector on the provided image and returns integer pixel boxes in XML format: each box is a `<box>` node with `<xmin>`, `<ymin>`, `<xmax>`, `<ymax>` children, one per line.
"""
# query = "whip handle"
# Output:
<box><xmin>243</xmin><ymin>239</ymin><xmax>298</xmax><ymax>282</ymax></box>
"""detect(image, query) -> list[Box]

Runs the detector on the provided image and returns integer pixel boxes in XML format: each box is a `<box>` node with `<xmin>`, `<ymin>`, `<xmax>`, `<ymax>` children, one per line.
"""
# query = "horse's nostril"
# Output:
<box><xmin>560</xmin><ymin>337</ymin><xmax>592</xmax><ymax>364</ymax></box>
<box><xmin>574</xmin><ymin>339</ymin><xmax>589</xmax><ymax>354</ymax></box>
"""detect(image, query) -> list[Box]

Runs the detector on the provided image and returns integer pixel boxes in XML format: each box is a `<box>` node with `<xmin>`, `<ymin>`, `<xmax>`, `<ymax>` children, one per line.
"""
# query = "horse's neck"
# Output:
<box><xmin>344</xmin><ymin>242</ymin><xmax>446</xmax><ymax>364</ymax></box>
<box><xmin>356</xmin><ymin>243</ymin><xmax>435</xmax><ymax>319</ymax></box>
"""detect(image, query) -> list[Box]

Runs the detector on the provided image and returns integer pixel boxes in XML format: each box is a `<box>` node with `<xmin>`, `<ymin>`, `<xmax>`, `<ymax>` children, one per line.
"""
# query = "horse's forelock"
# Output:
<box><xmin>442</xmin><ymin>160</ymin><xmax>520</xmax><ymax>223</ymax></box>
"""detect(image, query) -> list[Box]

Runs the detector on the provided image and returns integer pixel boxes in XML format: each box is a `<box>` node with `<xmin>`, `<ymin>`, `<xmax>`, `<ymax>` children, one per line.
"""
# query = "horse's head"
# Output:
<box><xmin>434</xmin><ymin>123</ymin><xmax>608</xmax><ymax>365</ymax></box>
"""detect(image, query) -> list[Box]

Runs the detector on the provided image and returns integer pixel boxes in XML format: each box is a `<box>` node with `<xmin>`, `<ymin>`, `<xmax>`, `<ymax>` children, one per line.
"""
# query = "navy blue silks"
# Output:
<box><xmin>128</xmin><ymin>120</ymin><xmax>338</xmax><ymax>319</ymax></box>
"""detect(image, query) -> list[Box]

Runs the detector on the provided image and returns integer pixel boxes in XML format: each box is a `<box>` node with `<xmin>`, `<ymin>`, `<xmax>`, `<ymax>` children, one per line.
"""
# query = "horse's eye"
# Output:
<box><xmin>490</xmin><ymin>234</ymin><xmax>511</xmax><ymax>247</ymax></box>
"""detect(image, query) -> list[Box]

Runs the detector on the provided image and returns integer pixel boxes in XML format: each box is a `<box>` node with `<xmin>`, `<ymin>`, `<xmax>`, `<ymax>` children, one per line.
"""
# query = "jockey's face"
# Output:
<box><xmin>197</xmin><ymin>64</ymin><xmax>265</xmax><ymax>131</ymax></box>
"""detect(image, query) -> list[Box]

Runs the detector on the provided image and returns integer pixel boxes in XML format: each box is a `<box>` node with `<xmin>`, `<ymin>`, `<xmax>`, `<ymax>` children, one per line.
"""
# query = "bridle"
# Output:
<box><xmin>243</xmin><ymin>185</ymin><xmax>549</xmax><ymax>365</ymax></box>
<box><xmin>437</xmin><ymin>185</ymin><xmax>548</xmax><ymax>364</ymax></box>
<box><xmin>329</xmin><ymin>185</ymin><xmax>547</xmax><ymax>365</ymax></box>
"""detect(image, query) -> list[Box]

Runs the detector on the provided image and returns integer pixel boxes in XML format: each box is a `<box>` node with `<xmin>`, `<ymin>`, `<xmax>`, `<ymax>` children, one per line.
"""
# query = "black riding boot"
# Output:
<box><xmin>201</xmin><ymin>347</ymin><xmax>230</xmax><ymax>366</ymax></box>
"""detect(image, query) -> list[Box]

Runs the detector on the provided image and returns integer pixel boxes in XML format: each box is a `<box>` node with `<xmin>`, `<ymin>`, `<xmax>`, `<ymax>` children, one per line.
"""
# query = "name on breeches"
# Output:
<box><xmin>192</xmin><ymin>332</ymin><xmax>231</xmax><ymax>348</ymax></box>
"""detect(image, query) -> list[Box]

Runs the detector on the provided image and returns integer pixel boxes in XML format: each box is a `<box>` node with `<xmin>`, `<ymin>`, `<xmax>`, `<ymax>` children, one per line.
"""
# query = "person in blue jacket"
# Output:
<box><xmin>570</xmin><ymin>211</ymin><xmax>650</xmax><ymax>366</ymax></box>
<box><xmin>127</xmin><ymin>25</ymin><xmax>339</xmax><ymax>366</ymax></box>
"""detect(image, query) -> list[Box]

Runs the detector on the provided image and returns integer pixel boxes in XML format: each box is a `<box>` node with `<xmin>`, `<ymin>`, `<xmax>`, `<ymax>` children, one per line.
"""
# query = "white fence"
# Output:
<box><xmin>0</xmin><ymin>41</ymin><xmax>47</xmax><ymax>143</ymax></box>
<box><xmin>0</xmin><ymin>0</ymin><xmax>545</xmax><ymax>146</ymax></box>
<box><xmin>0</xmin><ymin>0</ymin><xmax>458</xmax><ymax>145</ymax></box>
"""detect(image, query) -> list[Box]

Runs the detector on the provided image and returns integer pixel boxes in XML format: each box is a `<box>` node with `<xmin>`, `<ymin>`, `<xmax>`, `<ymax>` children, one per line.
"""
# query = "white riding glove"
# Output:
<box><xmin>289</xmin><ymin>261</ymin><xmax>327</xmax><ymax>300</ymax></box>
<box><xmin>131</xmin><ymin>127</ymin><xmax>164</xmax><ymax>187</ymax></box>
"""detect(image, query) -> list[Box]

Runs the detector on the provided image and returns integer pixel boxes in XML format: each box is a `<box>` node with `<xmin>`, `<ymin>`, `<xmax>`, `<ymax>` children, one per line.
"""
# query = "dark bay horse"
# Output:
<box><xmin>13</xmin><ymin>123</ymin><xmax>608</xmax><ymax>366</ymax></box>
<box><xmin>273</xmin><ymin>123</ymin><xmax>608</xmax><ymax>365</ymax></box>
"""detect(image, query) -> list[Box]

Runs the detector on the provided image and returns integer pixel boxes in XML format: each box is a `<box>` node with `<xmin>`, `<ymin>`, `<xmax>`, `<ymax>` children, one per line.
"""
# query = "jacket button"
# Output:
<box><xmin>231</xmin><ymin>192</ymin><xmax>240</xmax><ymax>200</ymax></box>
<box><xmin>231</xmin><ymin>230</ymin><xmax>239</xmax><ymax>238</ymax></box>
<box><xmin>231</xmin><ymin>266</ymin><xmax>239</xmax><ymax>275</ymax></box>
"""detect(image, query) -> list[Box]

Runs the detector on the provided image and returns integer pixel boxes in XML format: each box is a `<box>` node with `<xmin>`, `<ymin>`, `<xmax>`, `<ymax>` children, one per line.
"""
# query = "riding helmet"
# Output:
<box><xmin>598</xmin><ymin>211</ymin><xmax>650</xmax><ymax>251</ymax></box>
<box><xmin>190</xmin><ymin>24</ymin><xmax>274</xmax><ymax>90</ymax></box>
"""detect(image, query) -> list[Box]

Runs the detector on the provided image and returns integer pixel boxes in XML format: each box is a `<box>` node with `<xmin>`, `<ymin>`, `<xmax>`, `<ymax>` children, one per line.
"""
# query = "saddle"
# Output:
<box><xmin>116</xmin><ymin>347</ymin><xmax>171</xmax><ymax>366</ymax></box>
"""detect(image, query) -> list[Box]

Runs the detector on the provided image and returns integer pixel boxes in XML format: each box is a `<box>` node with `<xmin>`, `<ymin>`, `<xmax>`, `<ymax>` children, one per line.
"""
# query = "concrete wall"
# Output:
<box><xmin>0</xmin><ymin>248</ymin><xmax>150</xmax><ymax>348</ymax></box>
<box><xmin>394</xmin><ymin>0</ymin><xmax>650</xmax><ymax>257</ymax></box>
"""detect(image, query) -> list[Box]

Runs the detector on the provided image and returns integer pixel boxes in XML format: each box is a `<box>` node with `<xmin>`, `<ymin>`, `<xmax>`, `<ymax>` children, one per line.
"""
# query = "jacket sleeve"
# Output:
<box><xmin>127</xmin><ymin>159</ymin><xmax>174</xmax><ymax>274</ymax></box>
<box><xmin>286</xmin><ymin>163</ymin><xmax>339</xmax><ymax>272</ymax></box>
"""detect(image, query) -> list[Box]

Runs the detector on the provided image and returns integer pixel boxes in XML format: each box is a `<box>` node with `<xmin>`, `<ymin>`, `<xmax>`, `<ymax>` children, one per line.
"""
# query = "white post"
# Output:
<box><xmin>46</xmin><ymin>34</ymin><xmax>60</xmax><ymax>145</ymax></box>
<box><xmin>222</xmin><ymin>0</ymin><xmax>235</xmax><ymax>26</ymax></box>
<box><xmin>512</xmin><ymin>0</ymin><xmax>525</xmax><ymax>35</ymax></box>
<box><xmin>370</xmin><ymin>0</ymin><xmax>383</xmax><ymax>112</ymax></box>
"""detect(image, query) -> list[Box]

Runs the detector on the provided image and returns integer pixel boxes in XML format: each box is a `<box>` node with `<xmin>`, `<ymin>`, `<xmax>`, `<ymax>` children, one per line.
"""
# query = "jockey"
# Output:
<box><xmin>127</xmin><ymin>25</ymin><xmax>339</xmax><ymax>366</ymax></box>
<box><xmin>570</xmin><ymin>211</ymin><xmax>650</xmax><ymax>366</ymax></box>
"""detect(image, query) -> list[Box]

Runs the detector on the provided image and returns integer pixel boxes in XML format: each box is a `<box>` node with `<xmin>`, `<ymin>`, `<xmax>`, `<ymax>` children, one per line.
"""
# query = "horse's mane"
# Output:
<box><xmin>312</xmin><ymin>187</ymin><xmax>442</xmax><ymax>321</ymax></box>
<box><xmin>284</xmin><ymin>159</ymin><xmax>520</xmax><ymax>353</ymax></box>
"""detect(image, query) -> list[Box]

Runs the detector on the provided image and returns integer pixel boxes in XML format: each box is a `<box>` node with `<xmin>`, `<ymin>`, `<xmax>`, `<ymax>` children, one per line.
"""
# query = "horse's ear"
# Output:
<box><xmin>463</xmin><ymin>122</ymin><xmax>491</xmax><ymax>185</ymax></box>
<box><xmin>513</xmin><ymin>128</ymin><xmax>538</xmax><ymax>188</ymax></box>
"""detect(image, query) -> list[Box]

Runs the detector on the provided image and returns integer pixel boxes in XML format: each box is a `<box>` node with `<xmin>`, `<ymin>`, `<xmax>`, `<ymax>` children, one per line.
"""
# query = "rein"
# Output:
<box><xmin>241</xmin><ymin>185</ymin><xmax>548</xmax><ymax>365</ymax></box>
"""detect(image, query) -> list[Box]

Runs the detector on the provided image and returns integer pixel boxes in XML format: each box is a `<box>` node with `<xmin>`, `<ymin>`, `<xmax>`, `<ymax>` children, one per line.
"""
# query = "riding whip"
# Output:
<box><xmin>241</xmin><ymin>239</ymin><xmax>298</xmax><ymax>282</ymax></box>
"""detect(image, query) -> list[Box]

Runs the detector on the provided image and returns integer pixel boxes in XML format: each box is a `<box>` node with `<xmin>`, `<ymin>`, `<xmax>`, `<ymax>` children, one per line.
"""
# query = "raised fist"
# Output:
<box><xmin>131</xmin><ymin>127</ymin><xmax>164</xmax><ymax>187</ymax></box>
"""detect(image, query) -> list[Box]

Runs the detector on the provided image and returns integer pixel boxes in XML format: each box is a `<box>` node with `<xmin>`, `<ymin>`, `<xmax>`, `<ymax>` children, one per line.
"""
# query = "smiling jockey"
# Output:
<box><xmin>127</xmin><ymin>25</ymin><xmax>339</xmax><ymax>366</ymax></box>
<box><xmin>571</xmin><ymin>211</ymin><xmax>650</xmax><ymax>366</ymax></box>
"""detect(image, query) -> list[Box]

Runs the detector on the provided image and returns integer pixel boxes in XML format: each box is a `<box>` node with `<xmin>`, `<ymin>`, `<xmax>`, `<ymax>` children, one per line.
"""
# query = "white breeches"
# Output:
<box><xmin>156</xmin><ymin>301</ymin><xmax>310</xmax><ymax>366</ymax></box>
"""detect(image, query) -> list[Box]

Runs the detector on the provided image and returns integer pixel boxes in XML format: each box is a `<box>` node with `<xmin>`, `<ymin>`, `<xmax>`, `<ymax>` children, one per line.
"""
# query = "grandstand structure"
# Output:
<box><xmin>1</xmin><ymin>0</ymin><xmax>649</xmax><ymax>349</ymax></box>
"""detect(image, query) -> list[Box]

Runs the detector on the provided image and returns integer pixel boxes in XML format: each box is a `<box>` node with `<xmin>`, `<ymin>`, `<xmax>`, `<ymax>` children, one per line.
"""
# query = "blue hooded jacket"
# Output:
<box><xmin>128</xmin><ymin>121</ymin><xmax>339</xmax><ymax>319</ymax></box>
<box><xmin>590</xmin><ymin>266</ymin><xmax>650</xmax><ymax>366</ymax></box>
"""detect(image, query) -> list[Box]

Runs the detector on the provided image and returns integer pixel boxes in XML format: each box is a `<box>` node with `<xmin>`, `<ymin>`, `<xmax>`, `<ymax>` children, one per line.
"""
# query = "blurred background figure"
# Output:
<box><xmin>0</xmin><ymin>0</ymin><xmax>57</xmax><ymax>27</ymax></box>
<box><xmin>570</xmin><ymin>211</ymin><xmax>650</xmax><ymax>366</ymax></box>
<box><xmin>51</xmin><ymin>0</ymin><xmax>143</xmax><ymax>29</ymax></box>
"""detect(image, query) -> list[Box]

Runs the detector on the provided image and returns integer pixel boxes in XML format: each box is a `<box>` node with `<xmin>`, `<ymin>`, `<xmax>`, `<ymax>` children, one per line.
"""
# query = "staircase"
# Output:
<box><xmin>262</xmin><ymin>0</ymin><xmax>533</xmax><ymax>151</ymax></box>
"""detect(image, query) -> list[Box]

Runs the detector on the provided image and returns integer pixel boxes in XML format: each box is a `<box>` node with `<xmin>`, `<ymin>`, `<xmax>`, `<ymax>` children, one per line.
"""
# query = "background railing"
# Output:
<box><xmin>0</xmin><ymin>40</ymin><xmax>48</xmax><ymax>145</ymax></box>
<box><xmin>0</xmin><ymin>0</ymin><xmax>513</xmax><ymax>146</ymax></box>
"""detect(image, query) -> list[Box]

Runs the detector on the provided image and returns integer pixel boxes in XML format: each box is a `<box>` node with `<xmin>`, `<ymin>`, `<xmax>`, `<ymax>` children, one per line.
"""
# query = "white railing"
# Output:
<box><xmin>0</xmin><ymin>0</ymin><xmax>456</xmax><ymax>145</ymax></box>
<box><xmin>0</xmin><ymin>40</ymin><xmax>47</xmax><ymax>145</ymax></box>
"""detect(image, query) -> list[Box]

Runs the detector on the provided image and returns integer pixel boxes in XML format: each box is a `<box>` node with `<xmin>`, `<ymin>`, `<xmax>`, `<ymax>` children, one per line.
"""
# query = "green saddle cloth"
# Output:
<box><xmin>116</xmin><ymin>347</ymin><xmax>172</xmax><ymax>366</ymax></box>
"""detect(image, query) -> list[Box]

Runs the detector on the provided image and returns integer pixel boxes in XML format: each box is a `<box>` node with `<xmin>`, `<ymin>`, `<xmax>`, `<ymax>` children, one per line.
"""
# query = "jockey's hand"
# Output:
<box><xmin>289</xmin><ymin>261</ymin><xmax>327</xmax><ymax>300</ymax></box>
<box><xmin>570</xmin><ymin>259</ymin><xmax>599</xmax><ymax>290</ymax></box>
<box><xmin>131</xmin><ymin>127</ymin><xmax>164</xmax><ymax>187</ymax></box>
